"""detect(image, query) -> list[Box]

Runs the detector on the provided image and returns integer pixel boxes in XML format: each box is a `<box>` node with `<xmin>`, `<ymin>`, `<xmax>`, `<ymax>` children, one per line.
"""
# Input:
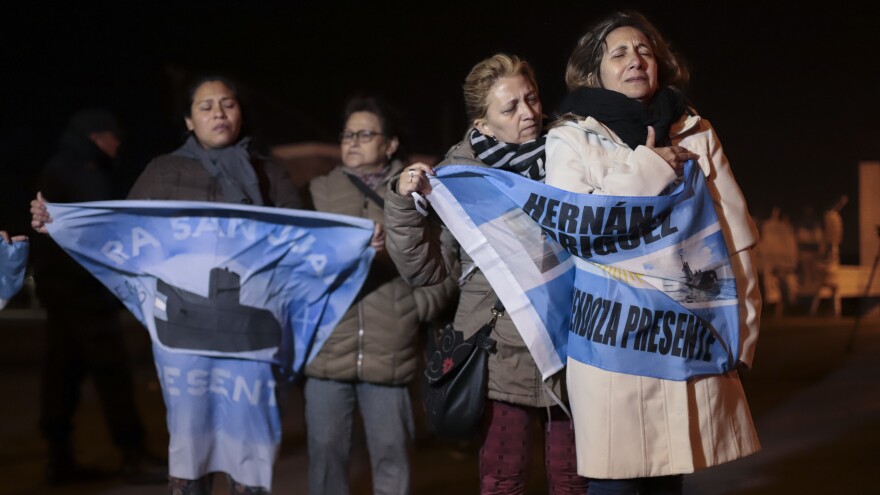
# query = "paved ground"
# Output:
<box><xmin>1</xmin><ymin>306</ymin><xmax>878</xmax><ymax>495</ymax></box>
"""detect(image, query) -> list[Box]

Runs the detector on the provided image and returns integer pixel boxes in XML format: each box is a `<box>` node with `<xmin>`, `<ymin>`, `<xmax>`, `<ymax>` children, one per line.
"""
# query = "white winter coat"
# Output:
<box><xmin>546</xmin><ymin>112</ymin><xmax>762</xmax><ymax>478</ymax></box>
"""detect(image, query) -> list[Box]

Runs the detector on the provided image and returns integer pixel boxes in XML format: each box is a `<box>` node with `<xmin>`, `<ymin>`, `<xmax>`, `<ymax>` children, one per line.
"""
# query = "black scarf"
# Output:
<box><xmin>556</xmin><ymin>87</ymin><xmax>687</xmax><ymax>150</ymax></box>
<box><xmin>469</xmin><ymin>128</ymin><xmax>547</xmax><ymax>182</ymax></box>
<box><xmin>172</xmin><ymin>135</ymin><xmax>264</xmax><ymax>205</ymax></box>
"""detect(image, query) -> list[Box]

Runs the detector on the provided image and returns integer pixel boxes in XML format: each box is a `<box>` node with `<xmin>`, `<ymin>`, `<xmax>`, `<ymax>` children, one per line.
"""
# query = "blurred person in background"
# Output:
<box><xmin>31</xmin><ymin>109</ymin><xmax>163</xmax><ymax>484</ymax></box>
<box><xmin>759</xmin><ymin>207</ymin><xmax>799</xmax><ymax>316</ymax></box>
<box><xmin>795</xmin><ymin>204</ymin><xmax>825</xmax><ymax>294</ymax></box>
<box><xmin>809</xmin><ymin>195</ymin><xmax>848</xmax><ymax>315</ymax></box>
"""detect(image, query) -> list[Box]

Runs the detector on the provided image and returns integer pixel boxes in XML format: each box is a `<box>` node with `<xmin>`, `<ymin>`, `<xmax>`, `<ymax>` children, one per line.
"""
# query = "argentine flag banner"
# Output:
<box><xmin>427</xmin><ymin>162</ymin><xmax>738</xmax><ymax>382</ymax></box>
<box><xmin>44</xmin><ymin>200</ymin><xmax>375</xmax><ymax>372</ymax></box>
<box><xmin>44</xmin><ymin>200</ymin><xmax>374</xmax><ymax>488</ymax></box>
<box><xmin>1</xmin><ymin>239</ymin><xmax>28</xmax><ymax>310</ymax></box>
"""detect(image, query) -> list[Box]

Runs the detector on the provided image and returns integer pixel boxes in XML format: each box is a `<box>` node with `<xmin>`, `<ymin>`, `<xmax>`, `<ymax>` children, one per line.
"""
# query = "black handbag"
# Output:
<box><xmin>422</xmin><ymin>300</ymin><xmax>502</xmax><ymax>439</ymax></box>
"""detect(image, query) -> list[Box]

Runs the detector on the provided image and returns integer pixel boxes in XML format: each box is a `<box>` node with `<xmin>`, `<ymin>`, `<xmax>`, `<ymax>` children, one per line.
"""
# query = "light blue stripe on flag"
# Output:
<box><xmin>0</xmin><ymin>239</ymin><xmax>28</xmax><ymax>308</ymax></box>
<box><xmin>427</xmin><ymin>162</ymin><xmax>738</xmax><ymax>381</ymax></box>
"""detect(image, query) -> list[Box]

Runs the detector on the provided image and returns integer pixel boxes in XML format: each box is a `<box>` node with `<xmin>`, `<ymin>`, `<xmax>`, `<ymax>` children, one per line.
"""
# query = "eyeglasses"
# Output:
<box><xmin>339</xmin><ymin>130</ymin><xmax>384</xmax><ymax>144</ymax></box>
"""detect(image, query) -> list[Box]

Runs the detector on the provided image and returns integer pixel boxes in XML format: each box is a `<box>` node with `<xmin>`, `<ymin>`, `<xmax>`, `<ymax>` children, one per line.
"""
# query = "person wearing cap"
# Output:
<box><xmin>31</xmin><ymin>108</ymin><xmax>165</xmax><ymax>485</ymax></box>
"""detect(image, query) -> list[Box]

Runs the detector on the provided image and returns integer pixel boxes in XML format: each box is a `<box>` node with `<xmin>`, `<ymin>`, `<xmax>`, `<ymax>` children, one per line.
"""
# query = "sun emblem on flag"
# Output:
<box><xmin>590</xmin><ymin>262</ymin><xmax>645</xmax><ymax>285</ymax></box>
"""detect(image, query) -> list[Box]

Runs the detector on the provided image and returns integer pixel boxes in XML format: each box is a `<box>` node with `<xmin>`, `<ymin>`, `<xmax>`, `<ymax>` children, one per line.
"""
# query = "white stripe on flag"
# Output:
<box><xmin>427</xmin><ymin>180</ymin><xmax>566</xmax><ymax>380</ymax></box>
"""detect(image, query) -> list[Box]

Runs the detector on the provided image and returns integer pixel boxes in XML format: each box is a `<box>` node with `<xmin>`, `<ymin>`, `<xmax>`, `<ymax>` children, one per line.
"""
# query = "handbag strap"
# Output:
<box><xmin>344</xmin><ymin>172</ymin><xmax>385</xmax><ymax>208</ymax></box>
<box><xmin>485</xmin><ymin>298</ymin><xmax>504</xmax><ymax>334</ymax></box>
<box><xmin>492</xmin><ymin>299</ymin><xmax>505</xmax><ymax>314</ymax></box>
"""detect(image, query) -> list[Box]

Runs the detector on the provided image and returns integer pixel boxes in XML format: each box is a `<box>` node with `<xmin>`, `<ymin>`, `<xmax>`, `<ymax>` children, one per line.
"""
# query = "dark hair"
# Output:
<box><xmin>565</xmin><ymin>11</ymin><xmax>689</xmax><ymax>93</ymax></box>
<box><xmin>341</xmin><ymin>93</ymin><xmax>409</xmax><ymax>162</ymax></box>
<box><xmin>68</xmin><ymin>108</ymin><xmax>122</xmax><ymax>137</ymax></box>
<box><xmin>342</xmin><ymin>94</ymin><xmax>400</xmax><ymax>138</ymax></box>
<box><xmin>179</xmin><ymin>74</ymin><xmax>256</xmax><ymax>143</ymax></box>
<box><xmin>183</xmin><ymin>75</ymin><xmax>241</xmax><ymax>118</ymax></box>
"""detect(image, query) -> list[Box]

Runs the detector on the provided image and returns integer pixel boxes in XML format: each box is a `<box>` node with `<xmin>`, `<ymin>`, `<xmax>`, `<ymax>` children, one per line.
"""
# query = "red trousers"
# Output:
<box><xmin>479</xmin><ymin>400</ymin><xmax>588</xmax><ymax>495</ymax></box>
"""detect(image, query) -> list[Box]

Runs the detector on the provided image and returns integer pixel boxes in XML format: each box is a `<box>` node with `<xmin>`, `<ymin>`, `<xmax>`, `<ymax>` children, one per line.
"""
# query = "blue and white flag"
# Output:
<box><xmin>427</xmin><ymin>162</ymin><xmax>738</xmax><ymax>382</ymax></box>
<box><xmin>154</xmin><ymin>346</ymin><xmax>283</xmax><ymax>487</ymax></box>
<box><xmin>45</xmin><ymin>200</ymin><xmax>374</xmax><ymax>373</ymax></box>
<box><xmin>45</xmin><ymin>200</ymin><xmax>375</xmax><ymax>488</ymax></box>
<box><xmin>0</xmin><ymin>239</ymin><xmax>28</xmax><ymax>309</ymax></box>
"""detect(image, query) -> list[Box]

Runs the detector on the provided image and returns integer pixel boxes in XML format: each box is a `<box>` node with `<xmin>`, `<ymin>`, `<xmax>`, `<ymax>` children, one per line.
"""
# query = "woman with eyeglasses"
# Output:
<box><xmin>384</xmin><ymin>54</ymin><xmax>589</xmax><ymax>494</ymax></box>
<box><xmin>303</xmin><ymin>95</ymin><xmax>457</xmax><ymax>495</ymax></box>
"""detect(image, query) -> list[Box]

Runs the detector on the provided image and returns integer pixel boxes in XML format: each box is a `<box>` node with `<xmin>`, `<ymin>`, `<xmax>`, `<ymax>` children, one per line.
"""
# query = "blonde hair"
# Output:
<box><xmin>462</xmin><ymin>54</ymin><xmax>538</xmax><ymax>124</ymax></box>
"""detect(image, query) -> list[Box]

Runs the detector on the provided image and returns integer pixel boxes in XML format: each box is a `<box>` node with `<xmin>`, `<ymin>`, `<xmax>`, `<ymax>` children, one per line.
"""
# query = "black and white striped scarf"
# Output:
<box><xmin>469</xmin><ymin>128</ymin><xmax>546</xmax><ymax>182</ymax></box>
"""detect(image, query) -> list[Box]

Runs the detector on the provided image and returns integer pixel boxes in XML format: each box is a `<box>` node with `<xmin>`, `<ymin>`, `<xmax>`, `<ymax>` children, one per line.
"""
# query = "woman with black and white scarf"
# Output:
<box><xmin>384</xmin><ymin>54</ymin><xmax>589</xmax><ymax>495</ymax></box>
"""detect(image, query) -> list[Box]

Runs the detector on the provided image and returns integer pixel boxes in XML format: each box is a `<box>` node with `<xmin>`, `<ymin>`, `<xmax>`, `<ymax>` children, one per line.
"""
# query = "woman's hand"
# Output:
<box><xmin>371</xmin><ymin>223</ymin><xmax>386</xmax><ymax>253</ymax></box>
<box><xmin>0</xmin><ymin>231</ymin><xmax>26</xmax><ymax>244</ymax></box>
<box><xmin>397</xmin><ymin>162</ymin><xmax>435</xmax><ymax>196</ymax></box>
<box><xmin>645</xmin><ymin>126</ymin><xmax>699</xmax><ymax>177</ymax></box>
<box><xmin>30</xmin><ymin>191</ymin><xmax>51</xmax><ymax>234</ymax></box>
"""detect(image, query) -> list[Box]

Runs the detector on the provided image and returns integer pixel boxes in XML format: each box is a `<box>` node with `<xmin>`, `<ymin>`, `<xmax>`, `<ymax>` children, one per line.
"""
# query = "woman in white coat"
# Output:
<box><xmin>545</xmin><ymin>11</ymin><xmax>762</xmax><ymax>495</ymax></box>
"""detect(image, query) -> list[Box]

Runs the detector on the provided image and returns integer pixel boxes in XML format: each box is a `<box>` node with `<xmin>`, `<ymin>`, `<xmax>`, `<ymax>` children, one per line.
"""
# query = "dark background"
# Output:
<box><xmin>2</xmin><ymin>1</ymin><xmax>878</xmax><ymax>261</ymax></box>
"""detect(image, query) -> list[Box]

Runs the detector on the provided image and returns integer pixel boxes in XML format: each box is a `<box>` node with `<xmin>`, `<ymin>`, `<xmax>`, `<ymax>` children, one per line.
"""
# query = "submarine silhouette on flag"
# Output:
<box><xmin>679</xmin><ymin>252</ymin><xmax>719</xmax><ymax>294</ymax></box>
<box><xmin>153</xmin><ymin>267</ymin><xmax>281</xmax><ymax>352</ymax></box>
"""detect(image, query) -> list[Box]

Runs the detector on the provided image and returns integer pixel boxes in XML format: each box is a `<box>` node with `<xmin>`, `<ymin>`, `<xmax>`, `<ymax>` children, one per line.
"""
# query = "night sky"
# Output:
<box><xmin>3</xmin><ymin>1</ymin><xmax>879</xmax><ymax>259</ymax></box>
